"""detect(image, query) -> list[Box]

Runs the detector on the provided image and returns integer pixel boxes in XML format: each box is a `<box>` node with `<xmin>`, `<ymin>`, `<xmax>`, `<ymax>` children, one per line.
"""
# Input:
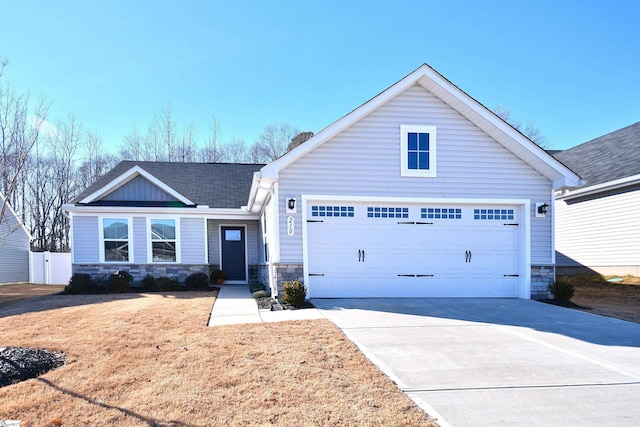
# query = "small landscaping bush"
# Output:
<box><xmin>65</xmin><ymin>273</ymin><xmax>93</xmax><ymax>294</ymax></box>
<box><xmin>107</xmin><ymin>270</ymin><xmax>133</xmax><ymax>293</ymax></box>
<box><xmin>141</xmin><ymin>274</ymin><xmax>156</xmax><ymax>291</ymax></box>
<box><xmin>250</xmin><ymin>283</ymin><xmax>265</xmax><ymax>293</ymax></box>
<box><xmin>185</xmin><ymin>272</ymin><xmax>210</xmax><ymax>289</ymax></box>
<box><xmin>282</xmin><ymin>279</ymin><xmax>306</xmax><ymax>309</ymax></box>
<box><xmin>549</xmin><ymin>279</ymin><xmax>575</xmax><ymax>302</ymax></box>
<box><xmin>252</xmin><ymin>290</ymin><xmax>270</xmax><ymax>299</ymax></box>
<box><xmin>156</xmin><ymin>277</ymin><xmax>181</xmax><ymax>292</ymax></box>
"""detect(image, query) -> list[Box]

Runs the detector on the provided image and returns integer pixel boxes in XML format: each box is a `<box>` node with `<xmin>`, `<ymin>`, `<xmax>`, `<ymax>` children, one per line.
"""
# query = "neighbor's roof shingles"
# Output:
<box><xmin>553</xmin><ymin>121</ymin><xmax>640</xmax><ymax>187</ymax></box>
<box><xmin>73</xmin><ymin>161</ymin><xmax>264</xmax><ymax>209</ymax></box>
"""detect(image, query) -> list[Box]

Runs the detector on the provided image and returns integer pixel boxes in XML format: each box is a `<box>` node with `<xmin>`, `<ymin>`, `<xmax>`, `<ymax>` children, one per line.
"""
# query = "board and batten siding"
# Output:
<box><xmin>180</xmin><ymin>217</ymin><xmax>206</xmax><ymax>264</ymax></box>
<box><xmin>102</xmin><ymin>176</ymin><xmax>176</xmax><ymax>202</ymax></box>
<box><xmin>0</xmin><ymin>213</ymin><xmax>30</xmax><ymax>283</ymax></box>
<box><xmin>207</xmin><ymin>220</ymin><xmax>259</xmax><ymax>265</ymax></box>
<box><xmin>555</xmin><ymin>188</ymin><xmax>640</xmax><ymax>269</ymax></box>
<box><xmin>277</xmin><ymin>84</ymin><xmax>553</xmax><ymax>263</ymax></box>
<box><xmin>133</xmin><ymin>217</ymin><xmax>147</xmax><ymax>263</ymax></box>
<box><xmin>72</xmin><ymin>215</ymin><xmax>99</xmax><ymax>262</ymax></box>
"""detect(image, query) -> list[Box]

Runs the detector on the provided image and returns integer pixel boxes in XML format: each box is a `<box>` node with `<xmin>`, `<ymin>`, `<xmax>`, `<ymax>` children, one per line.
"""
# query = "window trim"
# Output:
<box><xmin>146</xmin><ymin>217</ymin><xmax>181</xmax><ymax>263</ymax></box>
<box><xmin>400</xmin><ymin>125</ymin><xmax>437</xmax><ymax>177</ymax></box>
<box><xmin>99</xmin><ymin>216</ymin><xmax>133</xmax><ymax>263</ymax></box>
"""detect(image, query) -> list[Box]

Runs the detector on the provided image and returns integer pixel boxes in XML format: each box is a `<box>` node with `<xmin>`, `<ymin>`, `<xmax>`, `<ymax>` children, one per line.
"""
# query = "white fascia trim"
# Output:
<box><xmin>557</xmin><ymin>173</ymin><xmax>640</xmax><ymax>200</ymax></box>
<box><xmin>414</xmin><ymin>69</ymin><xmax>582</xmax><ymax>188</ymax></box>
<box><xmin>78</xmin><ymin>165</ymin><xmax>195</xmax><ymax>205</ymax></box>
<box><xmin>64</xmin><ymin>205</ymin><xmax>259</xmax><ymax>220</ymax></box>
<box><xmin>260</xmin><ymin>66</ymin><xmax>422</xmax><ymax>180</ymax></box>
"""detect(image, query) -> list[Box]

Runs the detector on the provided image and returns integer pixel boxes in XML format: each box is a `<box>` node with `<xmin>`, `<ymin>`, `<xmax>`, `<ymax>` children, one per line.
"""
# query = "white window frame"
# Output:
<box><xmin>147</xmin><ymin>217</ymin><xmax>181</xmax><ymax>263</ymax></box>
<box><xmin>99</xmin><ymin>217</ymin><xmax>133</xmax><ymax>263</ymax></box>
<box><xmin>400</xmin><ymin>125</ymin><xmax>437</xmax><ymax>177</ymax></box>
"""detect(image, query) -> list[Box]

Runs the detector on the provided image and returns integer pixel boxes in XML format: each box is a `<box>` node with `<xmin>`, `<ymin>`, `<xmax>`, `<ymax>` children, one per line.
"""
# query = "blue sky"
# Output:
<box><xmin>1</xmin><ymin>0</ymin><xmax>639</xmax><ymax>151</ymax></box>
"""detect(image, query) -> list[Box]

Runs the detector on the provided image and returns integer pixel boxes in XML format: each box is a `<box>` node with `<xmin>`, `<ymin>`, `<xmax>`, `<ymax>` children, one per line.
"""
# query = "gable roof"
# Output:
<box><xmin>553</xmin><ymin>121</ymin><xmax>640</xmax><ymax>188</ymax></box>
<box><xmin>260</xmin><ymin>63</ymin><xmax>581</xmax><ymax>189</ymax></box>
<box><xmin>73</xmin><ymin>161</ymin><xmax>264</xmax><ymax>209</ymax></box>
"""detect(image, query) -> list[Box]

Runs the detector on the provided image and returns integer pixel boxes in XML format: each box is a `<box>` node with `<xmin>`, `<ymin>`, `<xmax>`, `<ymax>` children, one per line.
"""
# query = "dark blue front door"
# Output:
<box><xmin>221</xmin><ymin>226</ymin><xmax>246</xmax><ymax>281</ymax></box>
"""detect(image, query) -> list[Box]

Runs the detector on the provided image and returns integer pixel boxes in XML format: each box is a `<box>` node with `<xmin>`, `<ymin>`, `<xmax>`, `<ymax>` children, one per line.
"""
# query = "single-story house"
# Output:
<box><xmin>0</xmin><ymin>192</ymin><xmax>31</xmax><ymax>284</ymax></box>
<box><xmin>63</xmin><ymin>64</ymin><xmax>581</xmax><ymax>299</ymax></box>
<box><xmin>553</xmin><ymin>121</ymin><xmax>640</xmax><ymax>276</ymax></box>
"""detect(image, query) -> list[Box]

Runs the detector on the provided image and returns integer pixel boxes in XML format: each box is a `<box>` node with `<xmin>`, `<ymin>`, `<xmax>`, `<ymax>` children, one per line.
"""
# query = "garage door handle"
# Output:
<box><xmin>504</xmin><ymin>274</ymin><xmax>519</xmax><ymax>277</ymax></box>
<box><xmin>362</xmin><ymin>250</ymin><xmax>365</xmax><ymax>262</ymax></box>
<box><xmin>465</xmin><ymin>250</ymin><xmax>472</xmax><ymax>262</ymax></box>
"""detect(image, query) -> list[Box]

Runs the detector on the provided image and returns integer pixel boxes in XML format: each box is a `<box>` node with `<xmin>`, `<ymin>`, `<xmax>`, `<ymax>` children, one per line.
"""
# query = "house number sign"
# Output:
<box><xmin>287</xmin><ymin>216</ymin><xmax>295</xmax><ymax>236</ymax></box>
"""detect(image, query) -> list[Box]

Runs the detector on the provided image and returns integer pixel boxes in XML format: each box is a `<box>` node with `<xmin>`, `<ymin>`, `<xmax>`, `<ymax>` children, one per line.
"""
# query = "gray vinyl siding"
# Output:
<box><xmin>555</xmin><ymin>188</ymin><xmax>640</xmax><ymax>268</ymax></box>
<box><xmin>180</xmin><ymin>217</ymin><xmax>206</xmax><ymax>264</ymax></box>
<box><xmin>102</xmin><ymin>176</ymin><xmax>177</xmax><ymax>202</ymax></box>
<box><xmin>207</xmin><ymin>220</ymin><xmax>259</xmax><ymax>265</ymax></box>
<box><xmin>72</xmin><ymin>215</ymin><xmax>99</xmax><ymax>263</ymax></box>
<box><xmin>0</xmin><ymin>213</ymin><xmax>29</xmax><ymax>283</ymax></box>
<box><xmin>133</xmin><ymin>217</ymin><xmax>147</xmax><ymax>263</ymax></box>
<box><xmin>277</xmin><ymin>84</ymin><xmax>552</xmax><ymax>263</ymax></box>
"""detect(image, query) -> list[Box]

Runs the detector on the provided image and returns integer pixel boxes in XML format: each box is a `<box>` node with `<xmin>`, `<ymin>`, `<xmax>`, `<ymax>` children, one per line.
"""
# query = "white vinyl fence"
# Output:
<box><xmin>30</xmin><ymin>251</ymin><xmax>72</xmax><ymax>285</ymax></box>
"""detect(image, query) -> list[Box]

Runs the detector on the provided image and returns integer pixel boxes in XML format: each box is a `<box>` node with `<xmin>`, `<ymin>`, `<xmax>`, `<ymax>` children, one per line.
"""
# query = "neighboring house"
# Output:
<box><xmin>0</xmin><ymin>192</ymin><xmax>31</xmax><ymax>284</ymax></box>
<box><xmin>63</xmin><ymin>64</ymin><xmax>581</xmax><ymax>299</ymax></box>
<box><xmin>554</xmin><ymin>121</ymin><xmax>640</xmax><ymax>276</ymax></box>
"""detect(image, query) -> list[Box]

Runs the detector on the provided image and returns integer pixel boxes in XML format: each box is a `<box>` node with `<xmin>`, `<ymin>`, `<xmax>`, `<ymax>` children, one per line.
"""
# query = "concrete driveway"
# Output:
<box><xmin>312</xmin><ymin>298</ymin><xmax>640</xmax><ymax>427</ymax></box>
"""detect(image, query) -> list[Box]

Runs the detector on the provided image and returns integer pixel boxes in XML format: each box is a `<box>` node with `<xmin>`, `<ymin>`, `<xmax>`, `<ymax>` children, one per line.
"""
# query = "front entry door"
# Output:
<box><xmin>221</xmin><ymin>226</ymin><xmax>247</xmax><ymax>282</ymax></box>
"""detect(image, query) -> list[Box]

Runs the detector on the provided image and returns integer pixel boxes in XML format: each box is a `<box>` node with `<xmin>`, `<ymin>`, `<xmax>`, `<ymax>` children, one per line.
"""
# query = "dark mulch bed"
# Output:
<box><xmin>0</xmin><ymin>347</ymin><xmax>66</xmax><ymax>388</ymax></box>
<box><xmin>539</xmin><ymin>299</ymin><xmax>592</xmax><ymax>310</ymax></box>
<box><xmin>255</xmin><ymin>296</ymin><xmax>315</xmax><ymax>311</ymax></box>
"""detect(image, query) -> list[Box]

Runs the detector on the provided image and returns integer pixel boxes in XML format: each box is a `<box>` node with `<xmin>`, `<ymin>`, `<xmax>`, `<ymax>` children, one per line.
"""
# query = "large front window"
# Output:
<box><xmin>103</xmin><ymin>218</ymin><xmax>130</xmax><ymax>262</ymax></box>
<box><xmin>150</xmin><ymin>219</ymin><xmax>177</xmax><ymax>262</ymax></box>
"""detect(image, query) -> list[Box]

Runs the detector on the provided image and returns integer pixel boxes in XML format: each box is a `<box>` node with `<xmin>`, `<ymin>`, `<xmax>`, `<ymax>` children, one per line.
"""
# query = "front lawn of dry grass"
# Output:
<box><xmin>0</xmin><ymin>291</ymin><xmax>435</xmax><ymax>426</ymax></box>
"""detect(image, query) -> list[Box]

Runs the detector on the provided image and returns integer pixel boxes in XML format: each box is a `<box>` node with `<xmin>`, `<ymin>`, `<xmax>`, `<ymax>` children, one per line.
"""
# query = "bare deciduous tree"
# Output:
<box><xmin>252</xmin><ymin>123</ymin><xmax>300</xmax><ymax>163</ymax></box>
<box><xmin>493</xmin><ymin>105</ymin><xmax>548</xmax><ymax>148</ymax></box>
<box><xmin>0</xmin><ymin>57</ymin><xmax>51</xmax><ymax>243</ymax></box>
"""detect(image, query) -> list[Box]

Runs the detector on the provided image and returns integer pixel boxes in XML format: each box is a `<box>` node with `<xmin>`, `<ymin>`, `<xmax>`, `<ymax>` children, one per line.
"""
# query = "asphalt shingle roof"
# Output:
<box><xmin>73</xmin><ymin>161</ymin><xmax>264</xmax><ymax>208</ymax></box>
<box><xmin>553</xmin><ymin>121</ymin><xmax>640</xmax><ymax>187</ymax></box>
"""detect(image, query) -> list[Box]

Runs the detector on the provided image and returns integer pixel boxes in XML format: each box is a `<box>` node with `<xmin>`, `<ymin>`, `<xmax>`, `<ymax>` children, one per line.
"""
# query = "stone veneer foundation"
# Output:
<box><xmin>73</xmin><ymin>264</ymin><xmax>259</xmax><ymax>285</ymax></box>
<box><xmin>531</xmin><ymin>265</ymin><xmax>555</xmax><ymax>299</ymax></box>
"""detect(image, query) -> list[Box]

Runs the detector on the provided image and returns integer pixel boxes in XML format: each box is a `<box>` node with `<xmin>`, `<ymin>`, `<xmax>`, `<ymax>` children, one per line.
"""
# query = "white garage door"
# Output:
<box><xmin>305</xmin><ymin>202</ymin><xmax>522</xmax><ymax>298</ymax></box>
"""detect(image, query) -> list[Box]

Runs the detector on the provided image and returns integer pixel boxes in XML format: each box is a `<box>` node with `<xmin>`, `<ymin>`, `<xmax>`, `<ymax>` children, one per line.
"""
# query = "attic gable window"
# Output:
<box><xmin>400</xmin><ymin>125</ymin><xmax>437</xmax><ymax>177</ymax></box>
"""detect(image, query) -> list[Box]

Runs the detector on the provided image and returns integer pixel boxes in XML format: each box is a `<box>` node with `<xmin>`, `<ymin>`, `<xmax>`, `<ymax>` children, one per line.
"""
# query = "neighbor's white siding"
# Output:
<box><xmin>180</xmin><ymin>217</ymin><xmax>206</xmax><ymax>264</ymax></box>
<box><xmin>72</xmin><ymin>215</ymin><xmax>99</xmax><ymax>263</ymax></box>
<box><xmin>556</xmin><ymin>188</ymin><xmax>640</xmax><ymax>270</ymax></box>
<box><xmin>276</xmin><ymin>84</ymin><xmax>552</xmax><ymax>264</ymax></box>
<box><xmin>0</xmin><ymin>212</ymin><xmax>30</xmax><ymax>283</ymax></box>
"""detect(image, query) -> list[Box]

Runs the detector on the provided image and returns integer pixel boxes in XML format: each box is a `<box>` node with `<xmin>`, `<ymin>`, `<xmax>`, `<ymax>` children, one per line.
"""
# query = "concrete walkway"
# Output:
<box><xmin>208</xmin><ymin>284</ymin><xmax>323</xmax><ymax>326</ymax></box>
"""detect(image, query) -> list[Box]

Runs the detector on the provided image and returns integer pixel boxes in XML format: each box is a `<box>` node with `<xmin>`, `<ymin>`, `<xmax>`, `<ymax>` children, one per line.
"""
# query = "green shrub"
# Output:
<box><xmin>185</xmin><ymin>272</ymin><xmax>210</xmax><ymax>289</ymax></box>
<box><xmin>252</xmin><ymin>290</ymin><xmax>270</xmax><ymax>299</ymax></box>
<box><xmin>210</xmin><ymin>269</ymin><xmax>227</xmax><ymax>284</ymax></box>
<box><xmin>156</xmin><ymin>277</ymin><xmax>181</xmax><ymax>292</ymax></box>
<box><xmin>141</xmin><ymin>274</ymin><xmax>155</xmax><ymax>291</ymax></box>
<box><xmin>282</xmin><ymin>279</ymin><xmax>306</xmax><ymax>308</ymax></box>
<box><xmin>65</xmin><ymin>273</ymin><xmax>93</xmax><ymax>294</ymax></box>
<box><xmin>249</xmin><ymin>283</ymin><xmax>265</xmax><ymax>293</ymax></box>
<box><xmin>549</xmin><ymin>280</ymin><xmax>575</xmax><ymax>302</ymax></box>
<box><xmin>107</xmin><ymin>270</ymin><xmax>133</xmax><ymax>293</ymax></box>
